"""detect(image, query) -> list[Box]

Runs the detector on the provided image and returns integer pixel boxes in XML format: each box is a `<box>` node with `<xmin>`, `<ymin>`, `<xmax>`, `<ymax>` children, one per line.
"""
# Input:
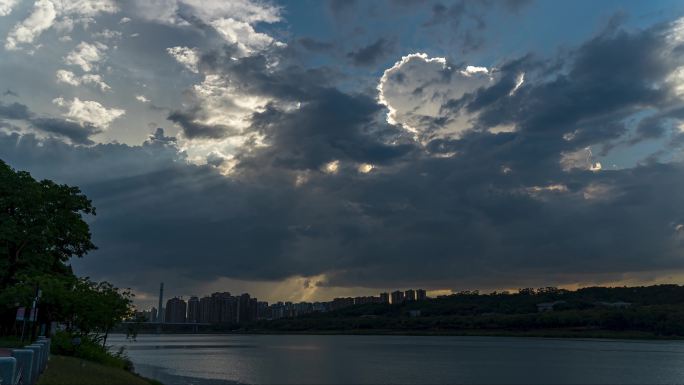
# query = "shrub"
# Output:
<box><xmin>50</xmin><ymin>331</ymin><xmax>134</xmax><ymax>371</ymax></box>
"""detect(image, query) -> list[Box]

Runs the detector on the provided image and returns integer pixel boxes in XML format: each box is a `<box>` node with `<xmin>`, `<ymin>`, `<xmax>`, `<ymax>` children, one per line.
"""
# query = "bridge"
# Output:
<box><xmin>117</xmin><ymin>322</ymin><xmax>218</xmax><ymax>334</ymax></box>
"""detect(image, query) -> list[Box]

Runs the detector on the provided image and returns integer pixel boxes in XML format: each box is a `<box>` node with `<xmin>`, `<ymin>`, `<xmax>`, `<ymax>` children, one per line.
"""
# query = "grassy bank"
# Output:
<box><xmin>37</xmin><ymin>355</ymin><xmax>162</xmax><ymax>385</ymax></box>
<box><xmin>0</xmin><ymin>336</ymin><xmax>22</xmax><ymax>348</ymax></box>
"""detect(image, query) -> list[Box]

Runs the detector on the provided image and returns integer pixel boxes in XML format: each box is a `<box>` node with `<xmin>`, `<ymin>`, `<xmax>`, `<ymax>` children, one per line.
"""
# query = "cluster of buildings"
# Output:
<box><xmin>142</xmin><ymin>292</ymin><xmax>264</xmax><ymax>324</ymax></box>
<box><xmin>138</xmin><ymin>284</ymin><xmax>428</xmax><ymax>324</ymax></box>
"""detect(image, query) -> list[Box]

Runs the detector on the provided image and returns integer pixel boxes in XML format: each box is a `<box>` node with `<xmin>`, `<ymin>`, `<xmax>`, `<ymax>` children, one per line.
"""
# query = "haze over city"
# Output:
<box><xmin>2</xmin><ymin>0</ymin><xmax>684</xmax><ymax>309</ymax></box>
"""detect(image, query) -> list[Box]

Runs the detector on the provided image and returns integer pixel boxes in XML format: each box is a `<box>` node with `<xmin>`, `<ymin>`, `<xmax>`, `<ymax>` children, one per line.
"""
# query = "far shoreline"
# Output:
<box><xmin>112</xmin><ymin>328</ymin><xmax>684</xmax><ymax>341</ymax></box>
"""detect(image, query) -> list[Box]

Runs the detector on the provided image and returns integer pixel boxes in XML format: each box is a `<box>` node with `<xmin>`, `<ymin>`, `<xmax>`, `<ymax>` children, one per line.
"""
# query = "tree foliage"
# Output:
<box><xmin>0</xmin><ymin>159</ymin><xmax>133</xmax><ymax>343</ymax></box>
<box><xmin>0</xmin><ymin>159</ymin><xmax>95</xmax><ymax>289</ymax></box>
<box><xmin>251</xmin><ymin>285</ymin><xmax>684</xmax><ymax>337</ymax></box>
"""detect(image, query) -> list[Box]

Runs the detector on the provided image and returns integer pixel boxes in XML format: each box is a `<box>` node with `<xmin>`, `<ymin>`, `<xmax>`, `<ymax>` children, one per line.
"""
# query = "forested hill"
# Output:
<box><xmin>248</xmin><ymin>285</ymin><xmax>684</xmax><ymax>338</ymax></box>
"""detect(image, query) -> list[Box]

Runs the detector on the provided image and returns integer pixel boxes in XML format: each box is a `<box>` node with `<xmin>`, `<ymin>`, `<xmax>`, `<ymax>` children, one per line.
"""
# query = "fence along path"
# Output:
<box><xmin>0</xmin><ymin>336</ymin><xmax>50</xmax><ymax>385</ymax></box>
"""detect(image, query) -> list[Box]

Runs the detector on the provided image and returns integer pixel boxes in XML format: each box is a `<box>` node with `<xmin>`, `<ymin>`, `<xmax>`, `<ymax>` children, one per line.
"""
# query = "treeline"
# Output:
<box><xmin>248</xmin><ymin>285</ymin><xmax>684</xmax><ymax>337</ymax></box>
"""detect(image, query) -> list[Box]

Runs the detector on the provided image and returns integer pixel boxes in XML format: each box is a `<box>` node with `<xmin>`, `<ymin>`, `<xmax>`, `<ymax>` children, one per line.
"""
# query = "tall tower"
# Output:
<box><xmin>157</xmin><ymin>282</ymin><xmax>164</xmax><ymax>323</ymax></box>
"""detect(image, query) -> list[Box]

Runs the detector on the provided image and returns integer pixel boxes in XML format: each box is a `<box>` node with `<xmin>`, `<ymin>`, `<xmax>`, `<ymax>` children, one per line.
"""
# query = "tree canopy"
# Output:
<box><xmin>0</xmin><ymin>159</ymin><xmax>95</xmax><ymax>289</ymax></box>
<box><xmin>0</xmin><ymin>159</ymin><xmax>132</xmax><ymax>341</ymax></box>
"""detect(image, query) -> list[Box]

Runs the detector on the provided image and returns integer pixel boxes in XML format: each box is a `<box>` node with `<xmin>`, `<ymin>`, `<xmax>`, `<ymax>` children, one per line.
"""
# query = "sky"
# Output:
<box><xmin>2</xmin><ymin>0</ymin><xmax>684</xmax><ymax>307</ymax></box>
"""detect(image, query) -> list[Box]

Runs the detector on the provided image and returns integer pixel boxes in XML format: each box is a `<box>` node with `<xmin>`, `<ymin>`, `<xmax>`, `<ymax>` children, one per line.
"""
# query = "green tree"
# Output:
<box><xmin>0</xmin><ymin>159</ymin><xmax>96</xmax><ymax>333</ymax></box>
<box><xmin>0</xmin><ymin>160</ymin><xmax>96</xmax><ymax>288</ymax></box>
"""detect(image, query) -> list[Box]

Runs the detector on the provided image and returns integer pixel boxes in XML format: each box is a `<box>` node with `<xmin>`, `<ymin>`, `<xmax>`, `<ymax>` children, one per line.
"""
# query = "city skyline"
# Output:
<box><xmin>139</xmin><ymin>283</ymin><xmax>430</xmax><ymax>324</ymax></box>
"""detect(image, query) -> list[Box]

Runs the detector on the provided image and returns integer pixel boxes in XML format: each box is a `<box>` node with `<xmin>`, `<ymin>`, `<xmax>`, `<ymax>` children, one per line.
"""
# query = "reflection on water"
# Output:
<box><xmin>109</xmin><ymin>334</ymin><xmax>684</xmax><ymax>385</ymax></box>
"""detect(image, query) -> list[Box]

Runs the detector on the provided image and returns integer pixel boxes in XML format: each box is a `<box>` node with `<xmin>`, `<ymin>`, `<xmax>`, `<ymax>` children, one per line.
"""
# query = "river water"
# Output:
<box><xmin>109</xmin><ymin>334</ymin><xmax>684</xmax><ymax>384</ymax></box>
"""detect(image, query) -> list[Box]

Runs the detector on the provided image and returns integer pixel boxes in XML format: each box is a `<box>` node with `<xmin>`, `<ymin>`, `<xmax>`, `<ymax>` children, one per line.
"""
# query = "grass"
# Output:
<box><xmin>37</xmin><ymin>355</ymin><xmax>162</xmax><ymax>385</ymax></box>
<box><xmin>0</xmin><ymin>335</ymin><xmax>23</xmax><ymax>348</ymax></box>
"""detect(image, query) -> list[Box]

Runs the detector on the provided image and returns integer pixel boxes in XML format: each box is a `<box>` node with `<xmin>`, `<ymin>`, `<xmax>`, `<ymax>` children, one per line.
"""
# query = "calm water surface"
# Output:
<box><xmin>109</xmin><ymin>334</ymin><xmax>684</xmax><ymax>384</ymax></box>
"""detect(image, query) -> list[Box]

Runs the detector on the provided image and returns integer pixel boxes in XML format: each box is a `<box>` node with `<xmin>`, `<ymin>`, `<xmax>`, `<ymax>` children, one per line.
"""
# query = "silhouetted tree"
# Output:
<box><xmin>0</xmin><ymin>159</ymin><xmax>95</xmax><ymax>289</ymax></box>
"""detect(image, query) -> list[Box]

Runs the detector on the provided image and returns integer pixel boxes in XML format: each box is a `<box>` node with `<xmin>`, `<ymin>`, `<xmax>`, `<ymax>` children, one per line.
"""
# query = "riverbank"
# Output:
<box><xmin>37</xmin><ymin>355</ymin><xmax>162</xmax><ymax>385</ymax></box>
<box><xmin>240</xmin><ymin>327</ymin><xmax>683</xmax><ymax>340</ymax></box>
<box><xmin>124</xmin><ymin>327</ymin><xmax>684</xmax><ymax>340</ymax></box>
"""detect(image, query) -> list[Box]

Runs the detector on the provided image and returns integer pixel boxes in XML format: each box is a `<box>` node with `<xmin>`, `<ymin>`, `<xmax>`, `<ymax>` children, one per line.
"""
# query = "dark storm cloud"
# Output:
<box><xmin>425</xmin><ymin>0</ymin><xmax>533</xmax><ymax>27</ymax></box>
<box><xmin>424</xmin><ymin>2</ymin><xmax>466</xmax><ymax>27</ymax></box>
<box><xmin>3</xmin><ymin>15</ymin><xmax>684</xmax><ymax>296</ymax></box>
<box><xmin>167</xmin><ymin>110</ymin><xmax>236</xmax><ymax>139</ymax></box>
<box><xmin>298</xmin><ymin>38</ymin><xmax>334</xmax><ymax>52</ymax></box>
<box><xmin>30</xmin><ymin>118</ymin><xmax>101</xmax><ymax>145</ymax></box>
<box><xmin>346</xmin><ymin>38</ymin><xmax>395</xmax><ymax>66</ymax></box>
<box><xmin>0</xmin><ymin>101</ymin><xmax>103</xmax><ymax>144</ymax></box>
<box><xmin>241</xmin><ymin>89</ymin><xmax>414</xmax><ymax>171</ymax></box>
<box><xmin>463</xmin><ymin>21</ymin><xmax>682</xmax><ymax>168</ymax></box>
<box><xmin>630</xmin><ymin>106</ymin><xmax>684</xmax><ymax>143</ymax></box>
<box><xmin>422</xmin><ymin>0</ymin><xmax>532</xmax><ymax>52</ymax></box>
<box><xmin>3</xmin><ymin>126</ymin><xmax>684</xmax><ymax>293</ymax></box>
<box><xmin>0</xmin><ymin>101</ymin><xmax>31</xmax><ymax>120</ymax></box>
<box><xmin>2</xmin><ymin>89</ymin><xmax>19</xmax><ymax>97</ymax></box>
<box><xmin>198</xmin><ymin>50</ymin><xmax>339</xmax><ymax>101</ymax></box>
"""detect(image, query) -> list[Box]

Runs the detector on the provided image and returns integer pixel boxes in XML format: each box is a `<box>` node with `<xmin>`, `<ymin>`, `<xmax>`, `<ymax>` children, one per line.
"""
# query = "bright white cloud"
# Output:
<box><xmin>668</xmin><ymin>66</ymin><xmax>684</xmax><ymax>98</ymax></box>
<box><xmin>294</xmin><ymin>171</ymin><xmax>310</xmax><ymax>187</ymax></box>
<box><xmin>166</xmin><ymin>46</ymin><xmax>200</xmax><ymax>73</ymax></box>
<box><xmin>135</xmin><ymin>95</ymin><xmax>150</xmax><ymax>103</ymax></box>
<box><xmin>560</xmin><ymin>147</ymin><xmax>602</xmax><ymax>172</ymax></box>
<box><xmin>526</xmin><ymin>184</ymin><xmax>569</xmax><ymax>194</ymax></box>
<box><xmin>524</xmin><ymin>184</ymin><xmax>570</xmax><ymax>201</ymax></box>
<box><xmin>488</xmin><ymin>123</ymin><xmax>517</xmax><ymax>134</ymax></box>
<box><xmin>174</xmin><ymin>73</ymin><xmax>272</xmax><ymax>166</ymax></box>
<box><xmin>92</xmin><ymin>29</ymin><xmax>122</xmax><ymax>40</ymax></box>
<box><xmin>56</xmin><ymin>69</ymin><xmax>110</xmax><ymax>91</ymax></box>
<box><xmin>210</xmin><ymin>17</ymin><xmax>281</xmax><ymax>56</ymax></box>
<box><xmin>323</xmin><ymin>160</ymin><xmax>340</xmax><ymax>174</ymax></box>
<box><xmin>134</xmin><ymin>0</ymin><xmax>280</xmax><ymax>25</ymax></box>
<box><xmin>136</xmin><ymin>0</ymin><xmax>282</xmax><ymax>57</ymax></box>
<box><xmin>189</xmin><ymin>74</ymin><xmax>271</xmax><ymax>130</ymax></box>
<box><xmin>155</xmin><ymin>0</ymin><xmax>285</xmax><ymax>163</ymax></box>
<box><xmin>64</xmin><ymin>41</ymin><xmax>107</xmax><ymax>72</ymax></box>
<box><xmin>667</xmin><ymin>17</ymin><xmax>684</xmax><ymax>46</ymax></box>
<box><xmin>53</xmin><ymin>0</ymin><xmax>118</xmax><ymax>16</ymax></box>
<box><xmin>378</xmin><ymin>53</ymin><xmax>494</xmax><ymax>141</ymax></box>
<box><xmin>461</xmin><ymin>65</ymin><xmax>489</xmax><ymax>76</ymax></box>
<box><xmin>358</xmin><ymin>163</ymin><xmax>374</xmax><ymax>174</ymax></box>
<box><xmin>181</xmin><ymin>0</ymin><xmax>281</xmax><ymax>24</ymax></box>
<box><xmin>509</xmin><ymin>72</ymin><xmax>525</xmax><ymax>96</ymax></box>
<box><xmin>4</xmin><ymin>0</ymin><xmax>117</xmax><ymax>50</ymax></box>
<box><xmin>662</xmin><ymin>18</ymin><xmax>684</xmax><ymax>100</ymax></box>
<box><xmin>0</xmin><ymin>0</ymin><xmax>19</xmax><ymax>16</ymax></box>
<box><xmin>53</xmin><ymin>97</ymin><xmax>124</xmax><ymax>128</ymax></box>
<box><xmin>5</xmin><ymin>0</ymin><xmax>57</xmax><ymax>50</ymax></box>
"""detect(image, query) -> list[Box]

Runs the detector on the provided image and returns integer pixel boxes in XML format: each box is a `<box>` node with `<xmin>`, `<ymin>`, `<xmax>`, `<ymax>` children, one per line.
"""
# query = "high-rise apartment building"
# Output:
<box><xmin>237</xmin><ymin>293</ymin><xmax>257</xmax><ymax>323</ymax></box>
<box><xmin>165</xmin><ymin>297</ymin><xmax>187</xmax><ymax>323</ymax></box>
<box><xmin>416</xmin><ymin>289</ymin><xmax>427</xmax><ymax>301</ymax></box>
<box><xmin>187</xmin><ymin>296</ymin><xmax>199</xmax><ymax>323</ymax></box>
<box><xmin>391</xmin><ymin>290</ymin><xmax>405</xmax><ymax>304</ymax></box>
<box><xmin>404</xmin><ymin>289</ymin><xmax>416</xmax><ymax>302</ymax></box>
